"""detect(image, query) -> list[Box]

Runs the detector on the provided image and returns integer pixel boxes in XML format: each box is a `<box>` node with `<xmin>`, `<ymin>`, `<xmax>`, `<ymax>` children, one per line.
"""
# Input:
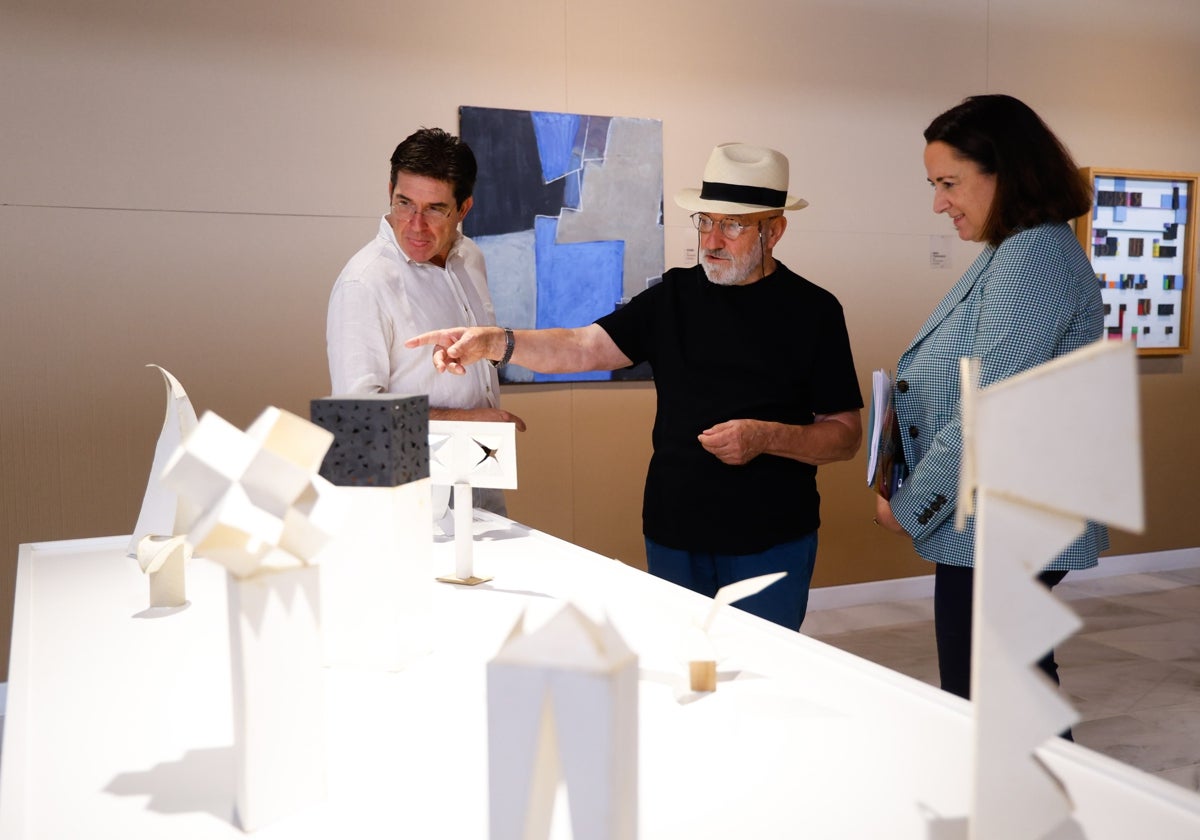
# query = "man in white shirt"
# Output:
<box><xmin>327</xmin><ymin>127</ymin><xmax>525</xmax><ymax>512</ymax></box>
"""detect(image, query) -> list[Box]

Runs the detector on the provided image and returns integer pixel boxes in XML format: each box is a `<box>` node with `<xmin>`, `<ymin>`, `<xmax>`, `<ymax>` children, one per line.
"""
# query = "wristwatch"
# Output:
<box><xmin>491</xmin><ymin>327</ymin><xmax>515</xmax><ymax>368</ymax></box>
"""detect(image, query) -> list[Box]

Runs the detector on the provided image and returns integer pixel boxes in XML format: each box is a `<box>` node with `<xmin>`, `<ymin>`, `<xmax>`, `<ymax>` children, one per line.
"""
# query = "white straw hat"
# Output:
<box><xmin>674</xmin><ymin>142</ymin><xmax>808</xmax><ymax>214</ymax></box>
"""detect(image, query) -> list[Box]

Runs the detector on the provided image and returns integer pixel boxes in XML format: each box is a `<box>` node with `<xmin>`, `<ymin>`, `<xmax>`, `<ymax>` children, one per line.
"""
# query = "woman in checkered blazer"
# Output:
<box><xmin>873</xmin><ymin>95</ymin><xmax>1106</xmax><ymax>705</ymax></box>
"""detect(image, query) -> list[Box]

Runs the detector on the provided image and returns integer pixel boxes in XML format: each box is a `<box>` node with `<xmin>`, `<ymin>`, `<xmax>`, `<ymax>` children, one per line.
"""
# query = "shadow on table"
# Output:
<box><xmin>131</xmin><ymin>602</ymin><xmax>192</xmax><ymax>620</ymax></box>
<box><xmin>639</xmin><ymin>666</ymin><xmax>768</xmax><ymax>705</ymax></box>
<box><xmin>434</xmin><ymin>520</ymin><xmax>532</xmax><ymax>544</ymax></box>
<box><xmin>467</xmin><ymin>582</ymin><xmax>556</xmax><ymax>600</ymax></box>
<box><xmin>104</xmin><ymin>745</ymin><xmax>236</xmax><ymax>825</ymax></box>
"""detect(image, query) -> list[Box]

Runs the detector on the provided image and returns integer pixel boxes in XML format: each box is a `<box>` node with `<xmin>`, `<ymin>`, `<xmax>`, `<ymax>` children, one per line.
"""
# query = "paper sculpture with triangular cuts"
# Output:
<box><xmin>429</xmin><ymin>419</ymin><xmax>518</xmax><ymax>585</ymax></box>
<box><xmin>489</xmin><ymin>604</ymin><xmax>638</xmax><ymax>840</ymax></box>
<box><xmin>128</xmin><ymin>365</ymin><xmax>199</xmax><ymax>558</ymax></box>
<box><xmin>958</xmin><ymin>339</ymin><xmax>1143</xmax><ymax>840</ymax></box>
<box><xmin>161</xmin><ymin>406</ymin><xmax>347</xmax><ymax>833</ymax></box>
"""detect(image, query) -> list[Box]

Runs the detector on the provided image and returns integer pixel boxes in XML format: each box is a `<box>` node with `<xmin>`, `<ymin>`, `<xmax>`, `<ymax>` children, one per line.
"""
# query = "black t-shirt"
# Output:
<box><xmin>596</xmin><ymin>262</ymin><xmax>862</xmax><ymax>554</ymax></box>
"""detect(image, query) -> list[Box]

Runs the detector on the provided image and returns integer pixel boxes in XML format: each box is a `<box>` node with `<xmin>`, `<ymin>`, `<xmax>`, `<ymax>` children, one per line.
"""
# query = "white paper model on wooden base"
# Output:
<box><xmin>488</xmin><ymin>604</ymin><xmax>638</xmax><ymax>840</ymax></box>
<box><xmin>958</xmin><ymin>340</ymin><xmax>1144</xmax><ymax>840</ymax></box>
<box><xmin>128</xmin><ymin>365</ymin><xmax>199</xmax><ymax>558</ymax></box>
<box><xmin>161</xmin><ymin>406</ymin><xmax>346</xmax><ymax>833</ymax></box>
<box><xmin>428</xmin><ymin>420</ymin><xmax>518</xmax><ymax>585</ymax></box>
<box><xmin>135</xmin><ymin>534</ymin><xmax>191</xmax><ymax>609</ymax></box>
<box><xmin>681</xmin><ymin>572</ymin><xmax>786</xmax><ymax>692</ymax></box>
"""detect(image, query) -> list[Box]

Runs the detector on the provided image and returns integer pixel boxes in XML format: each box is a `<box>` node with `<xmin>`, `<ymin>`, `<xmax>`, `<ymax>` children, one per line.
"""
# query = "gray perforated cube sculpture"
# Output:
<box><xmin>310</xmin><ymin>394</ymin><xmax>429</xmax><ymax>487</ymax></box>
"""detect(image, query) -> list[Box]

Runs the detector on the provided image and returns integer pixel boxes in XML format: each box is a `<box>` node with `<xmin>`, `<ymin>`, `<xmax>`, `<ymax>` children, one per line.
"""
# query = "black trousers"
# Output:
<box><xmin>933</xmin><ymin>563</ymin><xmax>1073</xmax><ymax>739</ymax></box>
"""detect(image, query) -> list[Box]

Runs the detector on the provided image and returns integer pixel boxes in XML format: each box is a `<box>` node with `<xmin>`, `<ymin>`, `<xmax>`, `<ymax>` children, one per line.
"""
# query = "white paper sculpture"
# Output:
<box><xmin>161</xmin><ymin>407</ymin><xmax>346</xmax><ymax>833</ymax></box>
<box><xmin>429</xmin><ymin>419</ymin><xmax>518</xmax><ymax>585</ymax></box>
<box><xmin>320</xmin><ymin>484</ymin><xmax>431</xmax><ymax>668</ymax></box>
<box><xmin>135</xmin><ymin>534</ymin><xmax>192</xmax><ymax>609</ymax></box>
<box><xmin>681</xmin><ymin>572</ymin><xmax>786</xmax><ymax>691</ymax></box>
<box><xmin>958</xmin><ymin>340</ymin><xmax>1144</xmax><ymax>840</ymax></box>
<box><xmin>316</xmin><ymin>484</ymin><xmax>432</xmax><ymax>669</ymax></box>
<box><xmin>127</xmin><ymin>365</ymin><xmax>199</xmax><ymax>557</ymax></box>
<box><xmin>310</xmin><ymin>394</ymin><xmax>434</xmax><ymax>671</ymax></box>
<box><xmin>488</xmin><ymin>604</ymin><xmax>638</xmax><ymax>840</ymax></box>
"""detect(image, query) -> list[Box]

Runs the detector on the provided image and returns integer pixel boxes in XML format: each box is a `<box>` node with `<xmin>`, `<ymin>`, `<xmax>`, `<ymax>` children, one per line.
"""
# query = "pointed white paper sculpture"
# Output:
<box><xmin>959</xmin><ymin>340</ymin><xmax>1143</xmax><ymax>840</ymax></box>
<box><xmin>128</xmin><ymin>365</ymin><xmax>200</xmax><ymax>558</ymax></box>
<box><xmin>488</xmin><ymin>604</ymin><xmax>638</xmax><ymax>840</ymax></box>
<box><xmin>681</xmin><ymin>572</ymin><xmax>787</xmax><ymax>691</ymax></box>
<box><xmin>428</xmin><ymin>419</ymin><xmax>518</xmax><ymax>585</ymax></box>
<box><xmin>136</xmin><ymin>534</ymin><xmax>192</xmax><ymax>608</ymax></box>
<box><xmin>161</xmin><ymin>406</ymin><xmax>347</xmax><ymax>833</ymax></box>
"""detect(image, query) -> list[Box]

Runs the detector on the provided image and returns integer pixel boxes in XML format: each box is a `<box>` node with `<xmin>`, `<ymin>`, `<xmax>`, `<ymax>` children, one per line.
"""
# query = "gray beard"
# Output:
<box><xmin>700</xmin><ymin>235</ymin><xmax>763</xmax><ymax>286</ymax></box>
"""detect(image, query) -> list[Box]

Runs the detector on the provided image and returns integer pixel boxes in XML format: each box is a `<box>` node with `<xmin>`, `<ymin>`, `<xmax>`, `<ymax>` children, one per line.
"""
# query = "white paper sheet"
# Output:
<box><xmin>127</xmin><ymin>365</ymin><xmax>199</xmax><ymax>557</ymax></box>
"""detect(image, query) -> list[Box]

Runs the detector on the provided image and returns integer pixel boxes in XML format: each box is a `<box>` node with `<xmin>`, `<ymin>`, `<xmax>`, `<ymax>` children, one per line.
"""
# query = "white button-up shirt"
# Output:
<box><xmin>326</xmin><ymin>216</ymin><xmax>500</xmax><ymax>410</ymax></box>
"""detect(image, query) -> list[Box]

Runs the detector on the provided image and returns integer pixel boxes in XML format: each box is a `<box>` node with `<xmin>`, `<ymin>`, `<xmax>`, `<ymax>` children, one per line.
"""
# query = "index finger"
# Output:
<box><xmin>405</xmin><ymin>330</ymin><xmax>455</xmax><ymax>349</ymax></box>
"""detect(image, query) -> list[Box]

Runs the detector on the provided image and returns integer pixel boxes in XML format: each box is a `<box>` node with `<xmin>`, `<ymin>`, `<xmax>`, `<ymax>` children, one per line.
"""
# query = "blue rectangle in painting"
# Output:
<box><xmin>534</xmin><ymin>216</ymin><xmax>624</xmax><ymax>329</ymax></box>
<box><xmin>536</xmin><ymin>368</ymin><xmax>612</xmax><ymax>382</ymax></box>
<box><xmin>531</xmin><ymin>111</ymin><xmax>582</xmax><ymax>183</ymax></box>
<box><xmin>532</xmin><ymin>216</ymin><xmax>623</xmax><ymax>383</ymax></box>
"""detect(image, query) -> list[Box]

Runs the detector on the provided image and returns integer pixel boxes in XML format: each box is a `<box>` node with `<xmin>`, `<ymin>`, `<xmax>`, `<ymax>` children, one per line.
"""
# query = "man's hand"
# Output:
<box><xmin>698</xmin><ymin>419</ymin><xmax>768</xmax><ymax>465</ymax></box>
<box><xmin>406</xmin><ymin>327</ymin><xmax>502</xmax><ymax>374</ymax></box>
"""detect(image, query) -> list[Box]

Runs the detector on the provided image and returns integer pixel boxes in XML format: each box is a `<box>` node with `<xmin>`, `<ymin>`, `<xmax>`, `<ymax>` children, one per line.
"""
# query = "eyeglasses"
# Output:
<box><xmin>690</xmin><ymin>213</ymin><xmax>768</xmax><ymax>239</ymax></box>
<box><xmin>391</xmin><ymin>197</ymin><xmax>455</xmax><ymax>224</ymax></box>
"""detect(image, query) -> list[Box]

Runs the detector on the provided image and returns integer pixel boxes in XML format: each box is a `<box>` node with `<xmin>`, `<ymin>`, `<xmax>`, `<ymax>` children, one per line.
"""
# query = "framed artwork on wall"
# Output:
<box><xmin>459</xmin><ymin>105</ymin><xmax>664</xmax><ymax>383</ymax></box>
<box><xmin>1075</xmin><ymin>168</ymin><xmax>1197</xmax><ymax>355</ymax></box>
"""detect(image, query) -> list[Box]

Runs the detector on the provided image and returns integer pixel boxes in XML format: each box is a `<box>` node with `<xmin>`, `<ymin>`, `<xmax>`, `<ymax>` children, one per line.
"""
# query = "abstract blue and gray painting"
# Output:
<box><xmin>460</xmin><ymin>106</ymin><xmax>664</xmax><ymax>382</ymax></box>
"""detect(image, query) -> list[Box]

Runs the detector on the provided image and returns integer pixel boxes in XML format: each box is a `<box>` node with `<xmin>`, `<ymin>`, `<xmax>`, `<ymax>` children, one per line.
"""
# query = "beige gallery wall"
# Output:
<box><xmin>3</xmin><ymin>0</ymin><xmax>1199</xmax><ymax>680</ymax></box>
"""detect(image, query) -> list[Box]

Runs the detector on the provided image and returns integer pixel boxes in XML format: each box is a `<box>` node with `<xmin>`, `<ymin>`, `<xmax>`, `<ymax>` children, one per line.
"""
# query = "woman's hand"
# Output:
<box><xmin>874</xmin><ymin>493</ymin><xmax>908</xmax><ymax>535</ymax></box>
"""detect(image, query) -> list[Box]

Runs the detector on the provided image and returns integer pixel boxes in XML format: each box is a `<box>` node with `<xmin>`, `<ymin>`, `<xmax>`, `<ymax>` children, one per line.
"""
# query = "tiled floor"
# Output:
<box><xmin>804</xmin><ymin>565</ymin><xmax>1200</xmax><ymax>793</ymax></box>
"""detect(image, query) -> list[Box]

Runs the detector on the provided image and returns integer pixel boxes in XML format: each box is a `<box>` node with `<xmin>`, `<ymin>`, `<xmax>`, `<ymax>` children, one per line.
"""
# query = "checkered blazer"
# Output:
<box><xmin>891</xmin><ymin>222</ymin><xmax>1109</xmax><ymax>569</ymax></box>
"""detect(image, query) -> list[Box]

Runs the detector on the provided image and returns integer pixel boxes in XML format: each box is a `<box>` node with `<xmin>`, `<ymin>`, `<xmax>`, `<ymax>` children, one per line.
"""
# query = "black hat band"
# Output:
<box><xmin>699</xmin><ymin>180</ymin><xmax>787</xmax><ymax>207</ymax></box>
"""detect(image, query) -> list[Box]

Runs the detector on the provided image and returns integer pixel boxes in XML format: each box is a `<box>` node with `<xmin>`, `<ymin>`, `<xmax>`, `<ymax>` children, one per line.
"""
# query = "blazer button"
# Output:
<box><xmin>931</xmin><ymin>500</ymin><xmax>942</xmax><ymax>511</ymax></box>
<box><xmin>896</xmin><ymin>380</ymin><xmax>909</xmax><ymax>393</ymax></box>
<box><xmin>918</xmin><ymin>513</ymin><xmax>929</xmax><ymax>525</ymax></box>
<box><xmin>908</xmin><ymin>425</ymin><xmax>919</xmax><ymax>438</ymax></box>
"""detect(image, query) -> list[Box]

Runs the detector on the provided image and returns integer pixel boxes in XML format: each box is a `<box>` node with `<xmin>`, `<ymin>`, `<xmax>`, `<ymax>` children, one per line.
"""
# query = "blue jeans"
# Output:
<box><xmin>644</xmin><ymin>532</ymin><xmax>818</xmax><ymax>630</ymax></box>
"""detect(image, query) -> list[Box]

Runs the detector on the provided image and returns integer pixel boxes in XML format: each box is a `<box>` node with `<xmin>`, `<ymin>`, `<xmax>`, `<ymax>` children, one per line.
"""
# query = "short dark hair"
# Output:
<box><xmin>389</xmin><ymin>127</ymin><xmax>478</xmax><ymax>207</ymax></box>
<box><xmin>924</xmin><ymin>94</ymin><xmax>1091</xmax><ymax>246</ymax></box>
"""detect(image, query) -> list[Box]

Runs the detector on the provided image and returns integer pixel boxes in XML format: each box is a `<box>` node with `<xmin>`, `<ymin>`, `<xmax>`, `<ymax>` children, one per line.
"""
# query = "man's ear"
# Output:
<box><xmin>766</xmin><ymin>214</ymin><xmax>787</xmax><ymax>249</ymax></box>
<box><xmin>457</xmin><ymin>196</ymin><xmax>474</xmax><ymax>222</ymax></box>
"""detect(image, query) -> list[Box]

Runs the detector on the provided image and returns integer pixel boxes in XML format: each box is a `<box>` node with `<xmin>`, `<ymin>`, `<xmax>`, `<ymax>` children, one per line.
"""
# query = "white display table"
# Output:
<box><xmin>3</xmin><ymin>516</ymin><xmax>1199</xmax><ymax>838</ymax></box>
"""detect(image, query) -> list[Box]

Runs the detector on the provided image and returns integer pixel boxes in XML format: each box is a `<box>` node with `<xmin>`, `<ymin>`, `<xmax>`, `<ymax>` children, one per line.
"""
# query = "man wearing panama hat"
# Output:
<box><xmin>408</xmin><ymin>142</ymin><xmax>863</xmax><ymax>630</ymax></box>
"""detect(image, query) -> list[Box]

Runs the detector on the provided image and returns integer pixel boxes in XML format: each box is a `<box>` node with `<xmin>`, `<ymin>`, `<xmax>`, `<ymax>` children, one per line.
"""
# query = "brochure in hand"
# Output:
<box><xmin>866</xmin><ymin>369</ymin><xmax>908</xmax><ymax>500</ymax></box>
